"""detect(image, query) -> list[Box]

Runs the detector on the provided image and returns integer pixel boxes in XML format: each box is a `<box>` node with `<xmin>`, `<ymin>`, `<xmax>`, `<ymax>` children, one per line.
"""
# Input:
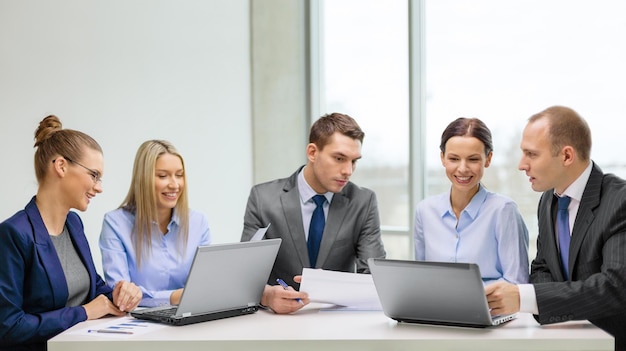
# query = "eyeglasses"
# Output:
<box><xmin>55</xmin><ymin>156</ymin><xmax>103</xmax><ymax>184</ymax></box>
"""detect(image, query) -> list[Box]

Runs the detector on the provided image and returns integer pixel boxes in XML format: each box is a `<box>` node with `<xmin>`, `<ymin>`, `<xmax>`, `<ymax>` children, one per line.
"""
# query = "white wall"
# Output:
<box><xmin>0</xmin><ymin>0</ymin><xmax>252</xmax><ymax>273</ymax></box>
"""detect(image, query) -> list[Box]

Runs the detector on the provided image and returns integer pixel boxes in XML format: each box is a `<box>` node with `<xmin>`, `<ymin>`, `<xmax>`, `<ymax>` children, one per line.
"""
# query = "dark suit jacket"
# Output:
<box><xmin>241</xmin><ymin>166</ymin><xmax>386</xmax><ymax>288</ymax></box>
<box><xmin>0</xmin><ymin>197</ymin><xmax>113</xmax><ymax>351</ymax></box>
<box><xmin>530</xmin><ymin>163</ymin><xmax>626</xmax><ymax>349</ymax></box>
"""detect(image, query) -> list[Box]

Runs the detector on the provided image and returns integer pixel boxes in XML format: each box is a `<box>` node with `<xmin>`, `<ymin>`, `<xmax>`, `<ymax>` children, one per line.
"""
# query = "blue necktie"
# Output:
<box><xmin>308</xmin><ymin>195</ymin><xmax>326</xmax><ymax>268</ymax></box>
<box><xmin>557</xmin><ymin>195</ymin><xmax>571</xmax><ymax>280</ymax></box>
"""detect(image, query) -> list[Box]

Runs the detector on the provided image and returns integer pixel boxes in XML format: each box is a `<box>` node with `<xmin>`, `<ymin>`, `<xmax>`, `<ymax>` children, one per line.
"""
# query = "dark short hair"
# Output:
<box><xmin>309</xmin><ymin>112</ymin><xmax>364</xmax><ymax>150</ymax></box>
<box><xmin>440</xmin><ymin>117</ymin><xmax>493</xmax><ymax>155</ymax></box>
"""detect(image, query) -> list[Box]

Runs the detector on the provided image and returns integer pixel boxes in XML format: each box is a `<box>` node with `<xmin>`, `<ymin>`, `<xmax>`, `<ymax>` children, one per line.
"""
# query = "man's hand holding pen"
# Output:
<box><xmin>261</xmin><ymin>276</ymin><xmax>309</xmax><ymax>314</ymax></box>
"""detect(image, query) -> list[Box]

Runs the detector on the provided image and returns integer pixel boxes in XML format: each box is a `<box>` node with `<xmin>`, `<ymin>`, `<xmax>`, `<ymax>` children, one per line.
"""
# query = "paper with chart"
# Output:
<box><xmin>69</xmin><ymin>316</ymin><xmax>167</xmax><ymax>338</ymax></box>
<box><xmin>299</xmin><ymin>268</ymin><xmax>382</xmax><ymax>310</ymax></box>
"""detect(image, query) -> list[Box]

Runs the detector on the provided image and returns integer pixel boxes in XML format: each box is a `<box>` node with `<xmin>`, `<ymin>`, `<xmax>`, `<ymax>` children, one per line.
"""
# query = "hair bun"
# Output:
<box><xmin>34</xmin><ymin>115</ymin><xmax>63</xmax><ymax>148</ymax></box>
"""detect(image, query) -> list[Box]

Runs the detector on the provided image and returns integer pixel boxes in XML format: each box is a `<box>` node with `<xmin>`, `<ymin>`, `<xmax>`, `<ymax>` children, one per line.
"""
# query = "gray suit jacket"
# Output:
<box><xmin>531</xmin><ymin>163</ymin><xmax>626</xmax><ymax>348</ymax></box>
<box><xmin>241</xmin><ymin>166</ymin><xmax>386</xmax><ymax>289</ymax></box>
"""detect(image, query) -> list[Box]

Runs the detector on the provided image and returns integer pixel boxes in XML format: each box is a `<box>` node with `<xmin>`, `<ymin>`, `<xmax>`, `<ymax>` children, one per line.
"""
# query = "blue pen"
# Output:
<box><xmin>88</xmin><ymin>329</ymin><xmax>133</xmax><ymax>335</ymax></box>
<box><xmin>276</xmin><ymin>278</ymin><xmax>304</xmax><ymax>305</ymax></box>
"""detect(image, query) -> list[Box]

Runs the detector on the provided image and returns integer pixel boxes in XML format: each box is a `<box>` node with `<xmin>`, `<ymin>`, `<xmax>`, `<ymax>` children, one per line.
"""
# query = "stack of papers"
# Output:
<box><xmin>299</xmin><ymin>268</ymin><xmax>382</xmax><ymax>311</ymax></box>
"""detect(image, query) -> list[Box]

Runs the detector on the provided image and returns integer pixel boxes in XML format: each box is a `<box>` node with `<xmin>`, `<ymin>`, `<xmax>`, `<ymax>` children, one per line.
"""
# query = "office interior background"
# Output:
<box><xmin>1</xmin><ymin>0</ymin><xmax>625</xmax><ymax>274</ymax></box>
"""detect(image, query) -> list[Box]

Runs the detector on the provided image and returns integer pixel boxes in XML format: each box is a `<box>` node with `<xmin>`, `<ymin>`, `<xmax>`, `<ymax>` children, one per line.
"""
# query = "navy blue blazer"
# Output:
<box><xmin>0</xmin><ymin>197</ymin><xmax>113</xmax><ymax>351</ymax></box>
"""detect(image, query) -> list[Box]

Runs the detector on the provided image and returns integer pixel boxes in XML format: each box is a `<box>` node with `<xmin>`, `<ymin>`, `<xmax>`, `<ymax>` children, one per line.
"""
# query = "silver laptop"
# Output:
<box><xmin>131</xmin><ymin>239</ymin><xmax>281</xmax><ymax>326</ymax></box>
<box><xmin>368</xmin><ymin>258</ymin><xmax>516</xmax><ymax>328</ymax></box>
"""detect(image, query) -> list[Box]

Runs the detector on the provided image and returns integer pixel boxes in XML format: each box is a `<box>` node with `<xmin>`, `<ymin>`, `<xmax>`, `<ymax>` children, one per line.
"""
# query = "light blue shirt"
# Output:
<box><xmin>414</xmin><ymin>185</ymin><xmax>529</xmax><ymax>284</ymax></box>
<box><xmin>99</xmin><ymin>208</ymin><xmax>211</xmax><ymax>307</ymax></box>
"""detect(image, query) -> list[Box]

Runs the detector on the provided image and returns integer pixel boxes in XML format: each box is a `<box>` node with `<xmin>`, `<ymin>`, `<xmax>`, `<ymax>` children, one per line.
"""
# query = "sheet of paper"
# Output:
<box><xmin>68</xmin><ymin>316</ymin><xmax>167</xmax><ymax>338</ymax></box>
<box><xmin>299</xmin><ymin>268</ymin><xmax>382</xmax><ymax>311</ymax></box>
<box><xmin>250</xmin><ymin>223</ymin><xmax>271</xmax><ymax>241</ymax></box>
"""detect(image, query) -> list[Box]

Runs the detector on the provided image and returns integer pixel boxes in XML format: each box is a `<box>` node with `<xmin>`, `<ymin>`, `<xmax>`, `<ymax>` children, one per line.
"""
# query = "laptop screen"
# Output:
<box><xmin>368</xmin><ymin>258</ymin><xmax>499</xmax><ymax>327</ymax></box>
<box><xmin>176</xmin><ymin>239</ymin><xmax>281</xmax><ymax>316</ymax></box>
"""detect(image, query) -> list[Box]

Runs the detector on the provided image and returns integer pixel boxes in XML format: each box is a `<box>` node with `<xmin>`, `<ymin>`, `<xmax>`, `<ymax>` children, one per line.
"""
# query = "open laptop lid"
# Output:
<box><xmin>368</xmin><ymin>258</ymin><xmax>503</xmax><ymax>328</ymax></box>
<box><xmin>175</xmin><ymin>238</ymin><xmax>281</xmax><ymax>317</ymax></box>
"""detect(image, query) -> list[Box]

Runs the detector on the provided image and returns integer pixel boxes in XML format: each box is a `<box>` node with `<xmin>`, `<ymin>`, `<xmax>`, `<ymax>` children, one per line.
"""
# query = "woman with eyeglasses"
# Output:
<box><xmin>0</xmin><ymin>115</ymin><xmax>142</xmax><ymax>351</ymax></box>
<box><xmin>99</xmin><ymin>140</ymin><xmax>211</xmax><ymax>307</ymax></box>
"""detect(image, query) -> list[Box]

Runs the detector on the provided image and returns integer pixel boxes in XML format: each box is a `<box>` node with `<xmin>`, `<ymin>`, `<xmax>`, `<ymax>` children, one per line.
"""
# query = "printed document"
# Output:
<box><xmin>299</xmin><ymin>268</ymin><xmax>382</xmax><ymax>310</ymax></box>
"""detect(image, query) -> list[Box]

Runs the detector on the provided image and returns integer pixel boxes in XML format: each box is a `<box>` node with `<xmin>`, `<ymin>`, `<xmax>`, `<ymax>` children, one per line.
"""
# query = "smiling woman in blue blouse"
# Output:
<box><xmin>414</xmin><ymin>117</ymin><xmax>529</xmax><ymax>284</ymax></box>
<box><xmin>99</xmin><ymin>140</ymin><xmax>211</xmax><ymax>307</ymax></box>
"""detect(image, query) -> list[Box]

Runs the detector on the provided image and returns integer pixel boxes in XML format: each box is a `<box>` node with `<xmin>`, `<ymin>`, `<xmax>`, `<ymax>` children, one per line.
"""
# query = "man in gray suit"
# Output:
<box><xmin>241</xmin><ymin>113</ymin><xmax>386</xmax><ymax>314</ymax></box>
<box><xmin>485</xmin><ymin>106</ymin><xmax>626</xmax><ymax>349</ymax></box>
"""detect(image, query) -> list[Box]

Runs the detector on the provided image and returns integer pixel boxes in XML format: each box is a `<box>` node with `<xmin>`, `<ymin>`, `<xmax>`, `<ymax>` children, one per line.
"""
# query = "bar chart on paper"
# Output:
<box><xmin>69</xmin><ymin>316</ymin><xmax>167</xmax><ymax>338</ymax></box>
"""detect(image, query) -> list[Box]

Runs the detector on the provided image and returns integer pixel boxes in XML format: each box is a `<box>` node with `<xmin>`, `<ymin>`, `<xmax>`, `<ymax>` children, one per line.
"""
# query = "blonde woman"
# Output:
<box><xmin>0</xmin><ymin>115</ymin><xmax>141</xmax><ymax>351</ymax></box>
<box><xmin>99</xmin><ymin>140</ymin><xmax>211</xmax><ymax>307</ymax></box>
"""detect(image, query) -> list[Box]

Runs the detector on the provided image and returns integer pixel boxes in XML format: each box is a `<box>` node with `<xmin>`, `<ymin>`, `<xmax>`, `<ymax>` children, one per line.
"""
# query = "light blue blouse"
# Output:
<box><xmin>413</xmin><ymin>185</ymin><xmax>529</xmax><ymax>284</ymax></box>
<box><xmin>99</xmin><ymin>208</ymin><xmax>211</xmax><ymax>307</ymax></box>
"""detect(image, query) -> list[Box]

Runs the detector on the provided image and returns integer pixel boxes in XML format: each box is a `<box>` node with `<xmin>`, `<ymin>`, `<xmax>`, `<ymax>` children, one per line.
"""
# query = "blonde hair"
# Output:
<box><xmin>120</xmin><ymin>140</ymin><xmax>189</xmax><ymax>267</ymax></box>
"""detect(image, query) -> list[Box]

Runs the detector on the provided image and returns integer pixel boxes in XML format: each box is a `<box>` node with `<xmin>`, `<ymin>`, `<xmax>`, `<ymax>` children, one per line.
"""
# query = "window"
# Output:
<box><xmin>424</xmin><ymin>0</ymin><xmax>626</xmax><ymax>259</ymax></box>
<box><xmin>314</xmin><ymin>0</ymin><xmax>411</xmax><ymax>259</ymax></box>
<box><xmin>314</xmin><ymin>0</ymin><xmax>626</xmax><ymax>261</ymax></box>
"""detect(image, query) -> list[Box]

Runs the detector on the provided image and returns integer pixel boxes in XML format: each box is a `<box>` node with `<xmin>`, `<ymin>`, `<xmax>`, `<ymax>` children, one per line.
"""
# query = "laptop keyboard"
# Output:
<box><xmin>147</xmin><ymin>306</ymin><xmax>177</xmax><ymax>317</ymax></box>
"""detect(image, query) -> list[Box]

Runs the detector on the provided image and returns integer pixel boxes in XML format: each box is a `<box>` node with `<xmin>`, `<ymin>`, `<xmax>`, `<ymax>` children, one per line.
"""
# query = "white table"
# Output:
<box><xmin>48</xmin><ymin>308</ymin><xmax>614</xmax><ymax>351</ymax></box>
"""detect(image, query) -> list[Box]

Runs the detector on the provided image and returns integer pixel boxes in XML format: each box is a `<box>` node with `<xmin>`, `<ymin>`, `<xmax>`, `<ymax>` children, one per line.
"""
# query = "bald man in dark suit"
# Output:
<box><xmin>241</xmin><ymin>113</ymin><xmax>386</xmax><ymax>314</ymax></box>
<box><xmin>486</xmin><ymin>106</ymin><xmax>626</xmax><ymax>350</ymax></box>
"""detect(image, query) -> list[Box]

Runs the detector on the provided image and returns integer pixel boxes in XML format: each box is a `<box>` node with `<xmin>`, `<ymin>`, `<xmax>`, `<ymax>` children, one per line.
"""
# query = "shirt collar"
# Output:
<box><xmin>171</xmin><ymin>208</ymin><xmax>181</xmax><ymax>225</ymax></box>
<box><xmin>297</xmin><ymin>166</ymin><xmax>333</xmax><ymax>204</ymax></box>
<box><xmin>463</xmin><ymin>184</ymin><xmax>487</xmax><ymax>220</ymax></box>
<box><xmin>441</xmin><ymin>184</ymin><xmax>487</xmax><ymax>220</ymax></box>
<box><xmin>154</xmin><ymin>208</ymin><xmax>180</xmax><ymax>228</ymax></box>
<box><xmin>555</xmin><ymin>161</ymin><xmax>592</xmax><ymax>203</ymax></box>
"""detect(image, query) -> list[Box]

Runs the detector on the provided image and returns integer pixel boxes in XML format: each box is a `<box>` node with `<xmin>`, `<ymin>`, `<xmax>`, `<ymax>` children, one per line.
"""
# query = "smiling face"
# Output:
<box><xmin>303</xmin><ymin>132</ymin><xmax>362</xmax><ymax>194</ymax></box>
<box><xmin>154</xmin><ymin>153</ymin><xmax>185</xmax><ymax>214</ymax></box>
<box><xmin>441</xmin><ymin>136</ymin><xmax>492</xmax><ymax>195</ymax></box>
<box><xmin>62</xmin><ymin>148</ymin><xmax>103</xmax><ymax>212</ymax></box>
